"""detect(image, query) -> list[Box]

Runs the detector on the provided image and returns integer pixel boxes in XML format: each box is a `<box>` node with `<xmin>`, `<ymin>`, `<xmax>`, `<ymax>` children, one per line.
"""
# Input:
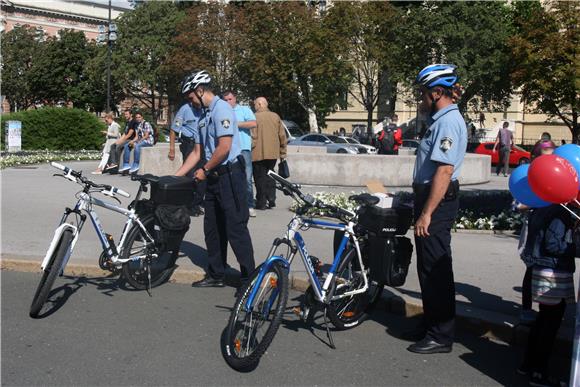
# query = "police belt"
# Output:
<box><xmin>209</xmin><ymin>160</ymin><xmax>243</xmax><ymax>177</ymax></box>
<box><xmin>412</xmin><ymin>179</ymin><xmax>460</xmax><ymax>202</ymax></box>
<box><xmin>179</xmin><ymin>136</ymin><xmax>195</xmax><ymax>144</ymax></box>
<box><xmin>107</xmin><ymin>135</ymin><xmax>118</xmax><ymax>140</ymax></box>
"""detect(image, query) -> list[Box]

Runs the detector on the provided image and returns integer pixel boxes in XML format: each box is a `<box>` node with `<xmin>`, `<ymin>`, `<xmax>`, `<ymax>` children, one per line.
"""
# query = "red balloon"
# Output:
<box><xmin>529</xmin><ymin>155</ymin><xmax>579</xmax><ymax>203</ymax></box>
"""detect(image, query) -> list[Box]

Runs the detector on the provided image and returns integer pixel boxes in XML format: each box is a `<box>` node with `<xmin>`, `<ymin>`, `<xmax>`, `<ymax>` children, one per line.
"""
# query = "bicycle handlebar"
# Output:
<box><xmin>50</xmin><ymin>162</ymin><xmax>130</xmax><ymax>198</ymax></box>
<box><xmin>267</xmin><ymin>170</ymin><xmax>355</xmax><ymax>220</ymax></box>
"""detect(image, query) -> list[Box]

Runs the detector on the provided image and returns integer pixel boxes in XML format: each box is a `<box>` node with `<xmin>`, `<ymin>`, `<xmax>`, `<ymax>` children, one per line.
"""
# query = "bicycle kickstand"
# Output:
<box><xmin>323</xmin><ymin>307</ymin><xmax>336</xmax><ymax>349</ymax></box>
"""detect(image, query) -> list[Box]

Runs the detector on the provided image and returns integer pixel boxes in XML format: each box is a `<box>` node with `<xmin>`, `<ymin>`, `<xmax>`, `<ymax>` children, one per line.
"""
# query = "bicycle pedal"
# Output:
<box><xmin>292</xmin><ymin>305</ymin><xmax>311</xmax><ymax>321</ymax></box>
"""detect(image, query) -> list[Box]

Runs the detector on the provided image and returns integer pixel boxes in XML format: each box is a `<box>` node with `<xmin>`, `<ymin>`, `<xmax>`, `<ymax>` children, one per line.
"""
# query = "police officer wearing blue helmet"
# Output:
<box><xmin>406</xmin><ymin>64</ymin><xmax>467</xmax><ymax>354</ymax></box>
<box><xmin>175</xmin><ymin>70</ymin><xmax>255</xmax><ymax>289</ymax></box>
<box><xmin>169</xmin><ymin>87</ymin><xmax>205</xmax><ymax>216</ymax></box>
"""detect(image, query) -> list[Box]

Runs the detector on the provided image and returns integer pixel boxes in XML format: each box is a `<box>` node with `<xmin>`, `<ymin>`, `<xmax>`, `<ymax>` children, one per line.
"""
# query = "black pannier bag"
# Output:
<box><xmin>368</xmin><ymin>236</ymin><xmax>413</xmax><ymax>287</ymax></box>
<box><xmin>150</xmin><ymin>176</ymin><xmax>195</xmax><ymax>206</ymax></box>
<box><xmin>154</xmin><ymin>205</ymin><xmax>191</xmax><ymax>252</ymax></box>
<box><xmin>130</xmin><ymin>199</ymin><xmax>156</xmax><ymax>216</ymax></box>
<box><xmin>357</xmin><ymin>204</ymin><xmax>413</xmax><ymax>236</ymax></box>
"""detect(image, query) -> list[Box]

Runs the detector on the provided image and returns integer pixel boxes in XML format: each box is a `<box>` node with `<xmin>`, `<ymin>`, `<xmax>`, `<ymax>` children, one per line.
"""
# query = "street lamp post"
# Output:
<box><xmin>97</xmin><ymin>0</ymin><xmax>117</xmax><ymax>113</ymax></box>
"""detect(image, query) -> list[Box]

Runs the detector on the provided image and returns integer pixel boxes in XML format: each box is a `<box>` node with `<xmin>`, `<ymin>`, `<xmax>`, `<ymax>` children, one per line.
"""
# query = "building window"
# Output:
<box><xmin>338</xmin><ymin>90</ymin><xmax>348</xmax><ymax>110</ymax></box>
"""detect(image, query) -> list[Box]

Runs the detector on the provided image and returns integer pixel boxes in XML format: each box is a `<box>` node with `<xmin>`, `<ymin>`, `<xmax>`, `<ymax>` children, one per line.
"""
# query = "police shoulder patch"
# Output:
<box><xmin>440</xmin><ymin>137</ymin><xmax>453</xmax><ymax>152</ymax></box>
<box><xmin>221</xmin><ymin>119</ymin><xmax>231</xmax><ymax>129</ymax></box>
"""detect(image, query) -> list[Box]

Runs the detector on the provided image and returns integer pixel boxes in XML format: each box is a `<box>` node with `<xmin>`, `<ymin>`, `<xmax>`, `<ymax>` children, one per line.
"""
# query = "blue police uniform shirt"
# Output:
<box><xmin>413</xmin><ymin>104</ymin><xmax>467</xmax><ymax>184</ymax></box>
<box><xmin>171</xmin><ymin>103</ymin><xmax>201</xmax><ymax>140</ymax></box>
<box><xmin>198</xmin><ymin>96</ymin><xmax>242</xmax><ymax>165</ymax></box>
<box><xmin>233</xmin><ymin>104</ymin><xmax>256</xmax><ymax>151</ymax></box>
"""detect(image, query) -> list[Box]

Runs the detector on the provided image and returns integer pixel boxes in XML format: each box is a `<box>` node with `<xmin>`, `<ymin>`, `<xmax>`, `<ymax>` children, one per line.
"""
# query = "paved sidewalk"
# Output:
<box><xmin>1</xmin><ymin>161</ymin><xmax>576</xmax><ymax>349</ymax></box>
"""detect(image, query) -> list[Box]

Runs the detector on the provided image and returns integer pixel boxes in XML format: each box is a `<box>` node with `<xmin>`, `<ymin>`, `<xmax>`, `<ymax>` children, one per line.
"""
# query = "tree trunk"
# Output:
<box><xmin>307</xmin><ymin>108</ymin><xmax>319</xmax><ymax>133</ymax></box>
<box><xmin>366</xmin><ymin>106</ymin><xmax>373</xmax><ymax>138</ymax></box>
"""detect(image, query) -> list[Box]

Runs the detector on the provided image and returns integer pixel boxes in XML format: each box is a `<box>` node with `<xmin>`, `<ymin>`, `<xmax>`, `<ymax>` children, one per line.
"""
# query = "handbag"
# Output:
<box><xmin>278</xmin><ymin>159</ymin><xmax>290</xmax><ymax>178</ymax></box>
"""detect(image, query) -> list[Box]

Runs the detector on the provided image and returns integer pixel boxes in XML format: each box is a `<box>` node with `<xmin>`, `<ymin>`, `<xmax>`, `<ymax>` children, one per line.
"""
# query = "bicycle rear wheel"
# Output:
<box><xmin>121</xmin><ymin>215</ymin><xmax>177</xmax><ymax>290</ymax></box>
<box><xmin>222</xmin><ymin>262</ymin><xmax>288</xmax><ymax>372</ymax></box>
<box><xmin>29</xmin><ymin>229</ymin><xmax>73</xmax><ymax>318</ymax></box>
<box><xmin>326</xmin><ymin>245</ymin><xmax>384</xmax><ymax>330</ymax></box>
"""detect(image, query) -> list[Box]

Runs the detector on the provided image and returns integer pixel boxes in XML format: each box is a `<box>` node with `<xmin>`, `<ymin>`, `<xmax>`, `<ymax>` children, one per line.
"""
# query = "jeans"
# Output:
<box><xmin>496</xmin><ymin>146</ymin><xmax>510</xmax><ymax>175</ymax></box>
<box><xmin>123</xmin><ymin>141</ymin><xmax>152</xmax><ymax>169</ymax></box>
<box><xmin>240</xmin><ymin>150</ymin><xmax>254</xmax><ymax>208</ymax></box>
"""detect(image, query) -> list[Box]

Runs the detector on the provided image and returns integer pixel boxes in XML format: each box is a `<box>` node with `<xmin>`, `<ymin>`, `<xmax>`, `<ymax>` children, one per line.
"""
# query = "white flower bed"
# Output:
<box><xmin>0</xmin><ymin>150</ymin><xmax>101</xmax><ymax>169</ymax></box>
<box><xmin>290</xmin><ymin>191</ymin><xmax>522</xmax><ymax>231</ymax></box>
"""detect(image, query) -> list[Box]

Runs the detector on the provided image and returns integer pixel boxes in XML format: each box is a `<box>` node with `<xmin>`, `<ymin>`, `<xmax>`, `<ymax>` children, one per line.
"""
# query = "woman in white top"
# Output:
<box><xmin>93</xmin><ymin>113</ymin><xmax>120</xmax><ymax>174</ymax></box>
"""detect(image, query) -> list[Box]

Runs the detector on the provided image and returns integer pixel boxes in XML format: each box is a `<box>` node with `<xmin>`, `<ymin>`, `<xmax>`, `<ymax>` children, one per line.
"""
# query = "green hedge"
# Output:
<box><xmin>1</xmin><ymin>107</ymin><xmax>104</xmax><ymax>150</ymax></box>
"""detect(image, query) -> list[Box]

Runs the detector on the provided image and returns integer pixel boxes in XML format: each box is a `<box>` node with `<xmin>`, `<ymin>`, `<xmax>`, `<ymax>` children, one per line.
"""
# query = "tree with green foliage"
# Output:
<box><xmin>397</xmin><ymin>1</ymin><xmax>515</xmax><ymax>116</ymax></box>
<box><xmin>236</xmin><ymin>2</ymin><xmax>352</xmax><ymax>131</ymax></box>
<box><xmin>325</xmin><ymin>2</ymin><xmax>401</xmax><ymax>133</ymax></box>
<box><xmin>112</xmin><ymin>1</ymin><xmax>185</xmax><ymax>120</ymax></box>
<box><xmin>1</xmin><ymin>26</ymin><xmax>42</xmax><ymax>111</ymax></box>
<box><xmin>27</xmin><ymin>29</ymin><xmax>97</xmax><ymax>109</ymax></box>
<box><xmin>510</xmin><ymin>1</ymin><xmax>579</xmax><ymax>140</ymax></box>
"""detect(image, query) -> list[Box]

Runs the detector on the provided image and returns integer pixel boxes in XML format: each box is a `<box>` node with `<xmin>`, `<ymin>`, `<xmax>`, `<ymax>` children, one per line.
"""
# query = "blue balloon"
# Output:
<box><xmin>508</xmin><ymin>164</ymin><xmax>550</xmax><ymax>208</ymax></box>
<box><xmin>554</xmin><ymin>144</ymin><xmax>580</xmax><ymax>188</ymax></box>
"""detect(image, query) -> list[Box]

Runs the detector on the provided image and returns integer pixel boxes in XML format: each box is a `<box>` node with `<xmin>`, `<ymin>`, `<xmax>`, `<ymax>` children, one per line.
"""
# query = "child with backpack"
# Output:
<box><xmin>519</xmin><ymin>204</ymin><xmax>578</xmax><ymax>386</ymax></box>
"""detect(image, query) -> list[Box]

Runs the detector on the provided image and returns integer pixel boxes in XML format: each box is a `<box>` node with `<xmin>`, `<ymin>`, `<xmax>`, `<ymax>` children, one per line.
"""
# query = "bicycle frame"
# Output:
<box><xmin>245</xmin><ymin>213</ymin><xmax>369</xmax><ymax>311</ymax></box>
<box><xmin>41</xmin><ymin>191</ymin><xmax>154</xmax><ymax>274</ymax></box>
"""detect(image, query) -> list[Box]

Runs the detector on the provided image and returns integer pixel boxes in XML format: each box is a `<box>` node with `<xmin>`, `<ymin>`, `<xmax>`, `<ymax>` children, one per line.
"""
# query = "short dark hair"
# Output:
<box><xmin>134</xmin><ymin>111</ymin><xmax>143</xmax><ymax>117</ymax></box>
<box><xmin>503</xmin><ymin>121</ymin><xmax>509</xmax><ymax>128</ymax></box>
<box><xmin>124</xmin><ymin>109</ymin><xmax>132</xmax><ymax>114</ymax></box>
<box><xmin>222</xmin><ymin>90</ymin><xmax>236</xmax><ymax>98</ymax></box>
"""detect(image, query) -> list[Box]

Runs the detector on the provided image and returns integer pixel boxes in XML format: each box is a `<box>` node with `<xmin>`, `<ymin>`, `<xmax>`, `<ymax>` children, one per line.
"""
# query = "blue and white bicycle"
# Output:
<box><xmin>222</xmin><ymin>171</ymin><xmax>384</xmax><ymax>371</ymax></box>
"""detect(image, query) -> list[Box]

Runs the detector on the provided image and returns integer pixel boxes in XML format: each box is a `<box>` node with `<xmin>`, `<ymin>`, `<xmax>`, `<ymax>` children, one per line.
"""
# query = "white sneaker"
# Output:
<box><xmin>118</xmin><ymin>165</ymin><xmax>130</xmax><ymax>172</ymax></box>
<box><xmin>129</xmin><ymin>167</ymin><xmax>139</xmax><ymax>174</ymax></box>
<box><xmin>249</xmin><ymin>208</ymin><xmax>257</xmax><ymax>217</ymax></box>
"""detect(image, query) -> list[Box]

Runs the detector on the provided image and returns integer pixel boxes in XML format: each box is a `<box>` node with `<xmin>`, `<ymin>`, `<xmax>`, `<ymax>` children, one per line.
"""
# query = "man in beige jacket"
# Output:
<box><xmin>252</xmin><ymin>97</ymin><xmax>287</xmax><ymax>210</ymax></box>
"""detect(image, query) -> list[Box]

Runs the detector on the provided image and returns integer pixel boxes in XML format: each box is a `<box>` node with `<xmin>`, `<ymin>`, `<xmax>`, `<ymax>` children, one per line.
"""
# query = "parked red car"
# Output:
<box><xmin>473</xmin><ymin>142</ymin><xmax>531</xmax><ymax>166</ymax></box>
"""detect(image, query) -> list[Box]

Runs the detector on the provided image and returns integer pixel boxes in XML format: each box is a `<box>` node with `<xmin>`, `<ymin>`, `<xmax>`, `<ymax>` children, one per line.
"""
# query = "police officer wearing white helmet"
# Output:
<box><xmin>176</xmin><ymin>70</ymin><xmax>255</xmax><ymax>290</ymax></box>
<box><xmin>406</xmin><ymin>64</ymin><xmax>467</xmax><ymax>354</ymax></box>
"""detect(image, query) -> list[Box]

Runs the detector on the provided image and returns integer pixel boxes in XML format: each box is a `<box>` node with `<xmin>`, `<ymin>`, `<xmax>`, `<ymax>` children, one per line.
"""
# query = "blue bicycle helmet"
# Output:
<box><xmin>416</xmin><ymin>64</ymin><xmax>458</xmax><ymax>89</ymax></box>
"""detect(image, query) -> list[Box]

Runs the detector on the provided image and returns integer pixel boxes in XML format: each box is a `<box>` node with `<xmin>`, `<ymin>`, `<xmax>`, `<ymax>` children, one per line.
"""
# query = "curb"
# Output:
<box><xmin>1</xmin><ymin>258</ymin><xmax>573</xmax><ymax>353</ymax></box>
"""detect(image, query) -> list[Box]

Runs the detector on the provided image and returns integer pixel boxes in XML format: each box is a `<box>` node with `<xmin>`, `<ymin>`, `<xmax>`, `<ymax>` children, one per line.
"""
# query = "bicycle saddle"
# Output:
<box><xmin>349</xmin><ymin>193</ymin><xmax>380</xmax><ymax>206</ymax></box>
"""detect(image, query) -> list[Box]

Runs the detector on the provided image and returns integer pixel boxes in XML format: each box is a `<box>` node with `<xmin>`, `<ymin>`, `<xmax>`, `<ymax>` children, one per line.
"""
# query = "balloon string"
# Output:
<box><xmin>575</xmin><ymin>199</ymin><xmax>580</xmax><ymax>207</ymax></box>
<box><xmin>560</xmin><ymin>203</ymin><xmax>580</xmax><ymax>221</ymax></box>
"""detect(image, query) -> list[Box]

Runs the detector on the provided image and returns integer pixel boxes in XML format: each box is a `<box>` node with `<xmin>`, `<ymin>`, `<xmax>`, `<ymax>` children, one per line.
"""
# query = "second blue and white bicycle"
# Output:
<box><xmin>222</xmin><ymin>171</ymin><xmax>384</xmax><ymax>371</ymax></box>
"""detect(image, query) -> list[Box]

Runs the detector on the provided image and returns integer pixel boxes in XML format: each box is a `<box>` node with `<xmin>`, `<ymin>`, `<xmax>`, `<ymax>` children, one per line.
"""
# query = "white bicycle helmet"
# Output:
<box><xmin>416</xmin><ymin>64</ymin><xmax>458</xmax><ymax>89</ymax></box>
<box><xmin>181</xmin><ymin>70</ymin><xmax>212</xmax><ymax>94</ymax></box>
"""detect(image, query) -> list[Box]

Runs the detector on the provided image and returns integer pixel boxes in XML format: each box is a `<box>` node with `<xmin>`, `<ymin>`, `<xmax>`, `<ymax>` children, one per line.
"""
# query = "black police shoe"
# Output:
<box><xmin>407</xmin><ymin>338</ymin><xmax>452</xmax><ymax>354</ymax></box>
<box><xmin>267</xmin><ymin>201</ymin><xmax>276</xmax><ymax>209</ymax></box>
<box><xmin>192</xmin><ymin>275</ymin><xmax>225</xmax><ymax>288</ymax></box>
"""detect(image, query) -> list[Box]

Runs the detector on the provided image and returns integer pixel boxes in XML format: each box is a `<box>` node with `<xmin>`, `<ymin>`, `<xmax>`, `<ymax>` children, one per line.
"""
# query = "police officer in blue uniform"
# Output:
<box><xmin>407</xmin><ymin>64</ymin><xmax>467</xmax><ymax>354</ymax></box>
<box><xmin>169</xmin><ymin>99</ymin><xmax>205</xmax><ymax>216</ymax></box>
<box><xmin>175</xmin><ymin>70</ymin><xmax>255</xmax><ymax>289</ymax></box>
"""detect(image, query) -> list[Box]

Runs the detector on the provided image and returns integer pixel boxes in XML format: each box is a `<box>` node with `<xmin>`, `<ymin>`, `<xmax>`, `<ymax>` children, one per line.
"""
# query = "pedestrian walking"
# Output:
<box><xmin>223</xmin><ymin>91</ymin><xmax>257</xmax><ymax>218</ymax></box>
<box><xmin>518</xmin><ymin>204</ymin><xmax>577</xmax><ymax>386</ymax></box>
<box><xmin>252</xmin><ymin>97</ymin><xmax>287</xmax><ymax>210</ymax></box>
<box><xmin>407</xmin><ymin>63</ymin><xmax>467</xmax><ymax>354</ymax></box>
<box><xmin>493</xmin><ymin>121</ymin><xmax>513</xmax><ymax>177</ymax></box>
<box><xmin>479</xmin><ymin>112</ymin><xmax>486</xmax><ymax>128</ymax></box>
<box><xmin>169</xmin><ymin>100</ymin><xmax>205</xmax><ymax>217</ymax></box>
<box><xmin>93</xmin><ymin>113</ymin><xmax>120</xmax><ymax>174</ymax></box>
<box><xmin>175</xmin><ymin>70</ymin><xmax>255</xmax><ymax>291</ymax></box>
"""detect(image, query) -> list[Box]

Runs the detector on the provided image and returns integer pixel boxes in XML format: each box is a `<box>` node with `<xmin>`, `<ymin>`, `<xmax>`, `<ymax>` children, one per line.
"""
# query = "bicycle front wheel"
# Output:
<box><xmin>327</xmin><ymin>245</ymin><xmax>384</xmax><ymax>330</ymax></box>
<box><xmin>121</xmin><ymin>215</ymin><xmax>177</xmax><ymax>290</ymax></box>
<box><xmin>222</xmin><ymin>262</ymin><xmax>288</xmax><ymax>372</ymax></box>
<box><xmin>29</xmin><ymin>229</ymin><xmax>73</xmax><ymax>318</ymax></box>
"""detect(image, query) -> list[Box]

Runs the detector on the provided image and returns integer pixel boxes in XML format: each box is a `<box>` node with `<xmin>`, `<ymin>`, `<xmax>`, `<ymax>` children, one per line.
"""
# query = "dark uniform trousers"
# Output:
<box><xmin>179</xmin><ymin>137</ymin><xmax>206</xmax><ymax>208</ymax></box>
<box><xmin>204</xmin><ymin>163</ymin><xmax>255</xmax><ymax>280</ymax></box>
<box><xmin>413</xmin><ymin>184</ymin><xmax>459</xmax><ymax>345</ymax></box>
<box><xmin>252</xmin><ymin>159</ymin><xmax>277</xmax><ymax>208</ymax></box>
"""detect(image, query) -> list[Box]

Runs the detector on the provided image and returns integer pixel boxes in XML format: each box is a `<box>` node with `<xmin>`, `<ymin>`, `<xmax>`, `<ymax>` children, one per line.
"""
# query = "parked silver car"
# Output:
<box><xmin>339</xmin><ymin>136</ymin><xmax>377</xmax><ymax>154</ymax></box>
<box><xmin>289</xmin><ymin>134</ymin><xmax>359</xmax><ymax>154</ymax></box>
<box><xmin>282</xmin><ymin>120</ymin><xmax>306</xmax><ymax>141</ymax></box>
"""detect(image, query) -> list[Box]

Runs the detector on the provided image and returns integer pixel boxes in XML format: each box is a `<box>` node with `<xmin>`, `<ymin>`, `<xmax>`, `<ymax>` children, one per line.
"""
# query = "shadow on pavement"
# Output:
<box><xmin>180</xmin><ymin>241</ymin><xmax>208</xmax><ymax>271</ymax></box>
<box><xmin>32</xmin><ymin>274</ymin><xmax>122</xmax><ymax>318</ymax></box>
